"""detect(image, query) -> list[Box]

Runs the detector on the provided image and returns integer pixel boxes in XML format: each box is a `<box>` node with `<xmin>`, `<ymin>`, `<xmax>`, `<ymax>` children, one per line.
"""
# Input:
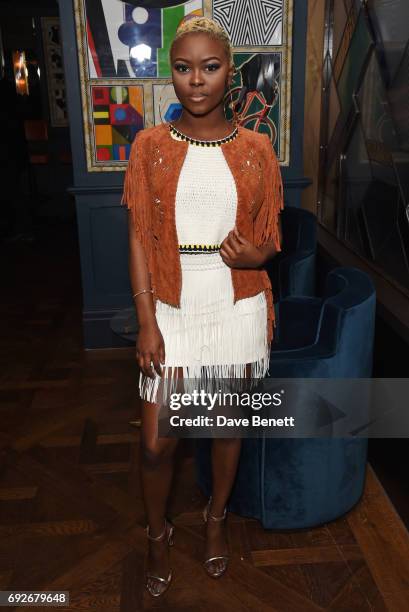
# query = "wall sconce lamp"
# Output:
<box><xmin>12</xmin><ymin>50</ymin><xmax>29</xmax><ymax>95</ymax></box>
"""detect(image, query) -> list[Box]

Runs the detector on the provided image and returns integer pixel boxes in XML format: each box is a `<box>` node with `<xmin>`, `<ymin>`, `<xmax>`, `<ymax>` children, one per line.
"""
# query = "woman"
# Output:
<box><xmin>122</xmin><ymin>17</ymin><xmax>284</xmax><ymax>597</ymax></box>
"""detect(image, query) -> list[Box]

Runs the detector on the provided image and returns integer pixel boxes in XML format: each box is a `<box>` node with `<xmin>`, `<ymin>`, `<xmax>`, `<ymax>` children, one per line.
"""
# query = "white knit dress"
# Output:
<box><xmin>139</xmin><ymin>125</ymin><xmax>269</xmax><ymax>404</ymax></box>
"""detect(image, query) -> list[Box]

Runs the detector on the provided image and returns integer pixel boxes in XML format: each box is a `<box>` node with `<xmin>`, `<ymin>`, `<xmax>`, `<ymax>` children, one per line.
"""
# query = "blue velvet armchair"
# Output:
<box><xmin>266</xmin><ymin>206</ymin><xmax>317</xmax><ymax>301</ymax></box>
<box><xmin>195</xmin><ymin>267</ymin><xmax>376</xmax><ymax>529</ymax></box>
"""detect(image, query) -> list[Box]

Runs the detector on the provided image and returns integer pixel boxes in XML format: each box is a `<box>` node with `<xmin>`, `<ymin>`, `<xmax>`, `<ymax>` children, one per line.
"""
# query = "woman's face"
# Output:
<box><xmin>170</xmin><ymin>32</ymin><xmax>234</xmax><ymax>117</ymax></box>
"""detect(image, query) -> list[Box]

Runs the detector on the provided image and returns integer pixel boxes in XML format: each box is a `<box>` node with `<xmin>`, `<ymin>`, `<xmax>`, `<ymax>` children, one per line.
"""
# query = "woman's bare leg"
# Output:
<box><xmin>205</xmin><ymin>364</ymin><xmax>251</xmax><ymax>574</ymax></box>
<box><xmin>140</xmin><ymin>368</ymin><xmax>182</xmax><ymax>595</ymax></box>
<box><xmin>205</xmin><ymin>437</ymin><xmax>242</xmax><ymax>574</ymax></box>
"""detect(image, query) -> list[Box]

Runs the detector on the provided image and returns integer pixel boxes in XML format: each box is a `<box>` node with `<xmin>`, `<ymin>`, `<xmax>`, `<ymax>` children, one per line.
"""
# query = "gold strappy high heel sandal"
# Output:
<box><xmin>203</xmin><ymin>496</ymin><xmax>229</xmax><ymax>578</ymax></box>
<box><xmin>145</xmin><ymin>519</ymin><xmax>174</xmax><ymax>597</ymax></box>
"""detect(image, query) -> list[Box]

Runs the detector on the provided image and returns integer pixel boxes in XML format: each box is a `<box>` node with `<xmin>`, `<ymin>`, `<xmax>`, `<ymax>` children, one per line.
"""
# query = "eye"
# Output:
<box><xmin>174</xmin><ymin>63</ymin><xmax>189</xmax><ymax>73</ymax></box>
<box><xmin>205</xmin><ymin>63</ymin><xmax>220</xmax><ymax>72</ymax></box>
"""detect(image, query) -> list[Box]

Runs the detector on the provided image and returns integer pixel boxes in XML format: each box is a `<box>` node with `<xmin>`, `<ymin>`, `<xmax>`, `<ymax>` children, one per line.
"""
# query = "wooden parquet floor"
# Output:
<box><xmin>0</xmin><ymin>223</ymin><xmax>409</xmax><ymax>611</ymax></box>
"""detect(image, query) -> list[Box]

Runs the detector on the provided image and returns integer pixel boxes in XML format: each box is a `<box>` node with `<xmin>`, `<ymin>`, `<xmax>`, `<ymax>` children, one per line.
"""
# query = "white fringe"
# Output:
<box><xmin>139</xmin><ymin>253</ymin><xmax>270</xmax><ymax>406</ymax></box>
<box><xmin>139</xmin><ymin>358</ymin><xmax>270</xmax><ymax>406</ymax></box>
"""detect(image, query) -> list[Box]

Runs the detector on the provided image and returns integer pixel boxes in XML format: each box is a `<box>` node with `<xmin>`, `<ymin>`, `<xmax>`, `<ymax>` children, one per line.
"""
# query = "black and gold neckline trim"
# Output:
<box><xmin>169</xmin><ymin>123</ymin><xmax>238</xmax><ymax>147</ymax></box>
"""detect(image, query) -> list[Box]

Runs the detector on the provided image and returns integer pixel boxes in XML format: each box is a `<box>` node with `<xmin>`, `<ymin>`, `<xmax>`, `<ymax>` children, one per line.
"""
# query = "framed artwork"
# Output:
<box><xmin>213</xmin><ymin>0</ymin><xmax>284</xmax><ymax>46</ymax></box>
<box><xmin>41</xmin><ymin>17</ymin><xmax>68</xmax><ymax>127</ymax></box>
<box><xmin>74</xmin><ymin>0</ymin><xmax>292</xmax><ymax>171</ymax></box>
<box><xmin>81</xmin><ymin>0</ymin><xmax>203</xmax><ymax>79</ymax></box>
<box><xmin>152</xmin><ymin>83</ymin><xmax>182</xmax><ymax>125</ymax></box>
<box><xmin>92</xmin><ymin>84</ymin><xmax>144</xmax><ymax>162</ymax></box>
<box><xmin>227</xmin><ymin>51</ymin><xmax>282</xmax><ymax>151</ymax></box>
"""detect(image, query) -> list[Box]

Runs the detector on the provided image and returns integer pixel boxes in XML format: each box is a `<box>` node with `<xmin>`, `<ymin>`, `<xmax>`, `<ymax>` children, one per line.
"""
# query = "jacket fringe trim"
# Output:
<box><xmin>254</xmin><ymin>136</ymin><xmax>285</xmax><ymax>254</ymax></box>
<box><xmin>120</xmin><ymin>132</ymin><xmax>154</xmax><ymax>278</ymax></box>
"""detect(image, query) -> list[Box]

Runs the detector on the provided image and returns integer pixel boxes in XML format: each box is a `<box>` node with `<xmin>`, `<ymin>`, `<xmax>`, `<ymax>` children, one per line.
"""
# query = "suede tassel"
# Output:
<box><xmin>255</xmin><ymin>137</ymin><xmax>285</xmax><ymax>344</ymax></box>
<box><xmin>120</xmin><ymin>133</ymin><xmax>153</xmax><ymax>275</ymax></box>
<box><xmin>254</xmin><ymin>137</ymin><xmax>284</xmax><ymax>253</ymax></box>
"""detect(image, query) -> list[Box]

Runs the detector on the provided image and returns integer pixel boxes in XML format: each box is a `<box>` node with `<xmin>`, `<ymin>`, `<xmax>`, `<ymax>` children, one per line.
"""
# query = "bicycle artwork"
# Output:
<box><xmin>225</xmin><ymin>53</ymin><xmax>281</xmax><ymax>148</ymax></box>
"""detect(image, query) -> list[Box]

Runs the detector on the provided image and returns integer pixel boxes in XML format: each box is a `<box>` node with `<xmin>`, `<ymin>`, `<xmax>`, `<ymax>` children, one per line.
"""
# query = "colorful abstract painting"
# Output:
<box><xmin>91</xmin><ymin>85</ymin><xmax>144</xmax><ymax>162</ymax></box>
<box><xmin>152</xmin><ymin>83</ymin><xmax>182</xmax><ymax>125</ymax></box>
<box><xmin>84</xmin><ymin>0</ymin><xmax>203</xmax><ymax>79</ymax></box>
<box><xmin>227</xmin><ymin>52</ymin><xmax>282</xmax><ymax>154</ymax></box>
<box><xmin>74</xmin><ymin>0</ymin><xmax>292</xmax><ymax>169</ymax></box>
<box><xmin>213</xmin><ymin>0</ymin><xmax>284</xmax><ymax>46</ymax></box>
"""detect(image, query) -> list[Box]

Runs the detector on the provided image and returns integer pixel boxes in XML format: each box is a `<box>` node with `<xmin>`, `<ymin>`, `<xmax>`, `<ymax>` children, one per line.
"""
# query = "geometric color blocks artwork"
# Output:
<box><xmin>91</xmin><ymin>85</ymin><xmax>144</xmax><ymax>162</ymax></box>
<box><xmin>74</xmin><ymin>0</ymin><xmax>293</xmax><ymax>170</ymax></box>
<box><xmin>83</xmin><ymin>0</ymin><xmax>203</xmax><ymax>79</ymax></box>
<box><xmin>213</xmin><ymin>0</ymin><xmax>284</xmax><ymax>46</ymax></box>
<box><xmin>152</xmin><ymin>83</ymin><xmax>182</xmax><ymax>125</ymax></box>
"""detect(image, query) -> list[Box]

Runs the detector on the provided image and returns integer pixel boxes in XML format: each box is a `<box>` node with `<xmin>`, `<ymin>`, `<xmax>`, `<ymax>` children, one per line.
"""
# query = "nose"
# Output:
<box><xmin>189</xmin><ymin>67</ymin><xmax>204</xmax><ymax>87</ymax></box>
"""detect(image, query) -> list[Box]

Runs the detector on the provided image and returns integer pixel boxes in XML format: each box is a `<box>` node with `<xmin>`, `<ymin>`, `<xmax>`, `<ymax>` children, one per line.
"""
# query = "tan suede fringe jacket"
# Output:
<box><xmin>121</xmin><ymin>121</ymin><xmax>284</xmax><ymax>347</ymax></box>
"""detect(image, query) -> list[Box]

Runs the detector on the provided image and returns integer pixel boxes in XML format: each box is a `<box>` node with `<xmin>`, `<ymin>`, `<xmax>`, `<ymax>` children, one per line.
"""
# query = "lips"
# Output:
<box><xmin>189</xmin><ymin>94</ymin><xmax>207</xmax><ymax>102</ymax></box>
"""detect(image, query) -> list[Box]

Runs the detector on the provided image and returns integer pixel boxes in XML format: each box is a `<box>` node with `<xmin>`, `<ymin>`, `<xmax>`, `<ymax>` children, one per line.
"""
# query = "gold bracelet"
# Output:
<box><xmin>132</xmin><ymin>289</ymin><xmax>153</xmax><ymax>299</ymax></box>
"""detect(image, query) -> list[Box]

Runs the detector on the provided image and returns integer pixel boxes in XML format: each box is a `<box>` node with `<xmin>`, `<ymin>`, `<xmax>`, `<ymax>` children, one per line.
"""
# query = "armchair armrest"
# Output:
<box><xmin>278</xmin><ymin>250</ymin><xmax>316</xmax><ymax>298</ymax></box>
<box><xmin>273</xmin><ymin>296</ymin><xmax>322</xmax><ymax>350</ymax></box>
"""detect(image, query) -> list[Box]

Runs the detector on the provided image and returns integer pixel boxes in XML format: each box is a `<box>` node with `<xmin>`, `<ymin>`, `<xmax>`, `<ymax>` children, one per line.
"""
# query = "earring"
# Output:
<box><xmin>228</xmin><ymin>87</ymin><xmax>237</xmax><ymax>126</ymax></box>
<box><xmin>223</xmin><ymin>86</ymin><xmax>230</xmax><ymax>121</ymax></box>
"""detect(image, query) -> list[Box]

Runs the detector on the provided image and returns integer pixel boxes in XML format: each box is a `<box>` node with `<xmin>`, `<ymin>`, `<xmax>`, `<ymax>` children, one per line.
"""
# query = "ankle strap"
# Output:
<box><xmin>207</xmin><ymin>507</ymin><xmax>227</xmax><ymax>522</ymax></box>
<box><xmin>146</xmin><ymin>519</ymin><xmax>167</xmax><ymax>541</ymax></box>
<box><xmin>207</xmin><ymin>497</ymin><xmax>227</xmax><ymax>522</ymax></box>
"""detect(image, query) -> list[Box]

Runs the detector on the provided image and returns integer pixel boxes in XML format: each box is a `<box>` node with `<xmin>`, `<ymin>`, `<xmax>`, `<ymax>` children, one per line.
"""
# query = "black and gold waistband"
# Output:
<box><xmin>179</xmin><ymin>244</ymin><xmax>221</xmax><ymax>254</ymax></box>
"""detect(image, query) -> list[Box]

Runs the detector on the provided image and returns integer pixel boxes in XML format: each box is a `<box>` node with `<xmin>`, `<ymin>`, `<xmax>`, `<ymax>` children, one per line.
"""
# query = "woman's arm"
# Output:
<box><xmin>221</xmin><ymin>136</ymin><xmax>284</xmax><ymax>270</ymax></box>
<box><xmin>128</xmin><ymin>212</ymin><xmax>165</xmax><ymax>379</ymax></box>
<box><xmin>220</xmin><ymin>215</ymin><xmax>282</xmax><ymax>269</ymax></box>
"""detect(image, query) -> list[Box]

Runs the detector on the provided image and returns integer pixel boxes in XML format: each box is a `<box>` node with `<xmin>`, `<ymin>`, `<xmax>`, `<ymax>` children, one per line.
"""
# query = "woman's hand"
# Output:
<box><xmin>220</xmin><ymin>227</ymin><xmax>265</xmax><ymax>269</ymax></box>
<box><xmin>136</xmin><ymin>321</ymin><xmax>165</xmax><ymax>379</ymax></box>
